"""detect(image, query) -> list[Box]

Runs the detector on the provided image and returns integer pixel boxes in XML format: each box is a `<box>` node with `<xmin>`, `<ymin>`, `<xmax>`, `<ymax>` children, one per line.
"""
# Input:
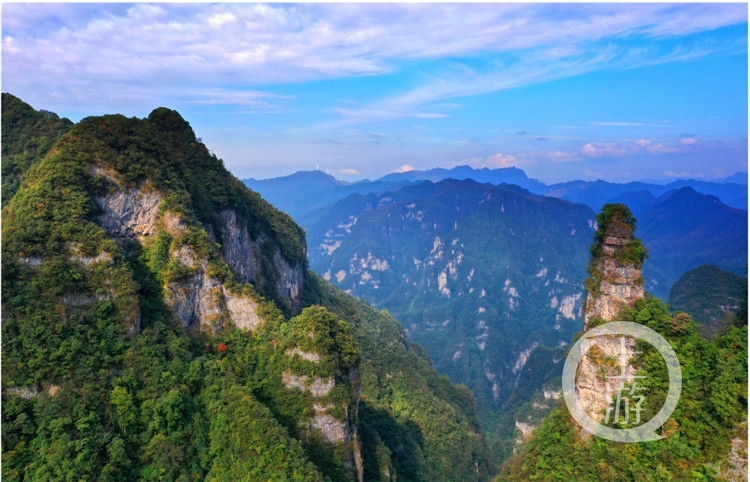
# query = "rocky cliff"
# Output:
<box><xmin>577</xmin><ymin>204</ymin><xmax>646</xmax><ymax>423</ymax></box>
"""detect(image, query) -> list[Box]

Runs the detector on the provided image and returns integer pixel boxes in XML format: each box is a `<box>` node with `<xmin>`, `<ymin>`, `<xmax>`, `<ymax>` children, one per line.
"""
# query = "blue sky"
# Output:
<box><xmin>2</xmin><ymin>3</ymin><xmax>747</xmax><ymax>183</ymax></box>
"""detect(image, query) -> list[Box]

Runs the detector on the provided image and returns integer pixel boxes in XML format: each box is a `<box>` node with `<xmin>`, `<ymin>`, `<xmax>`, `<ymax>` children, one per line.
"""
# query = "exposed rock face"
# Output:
<box><xmin>165</xmin><ymin>252</ymin><xmax>263</xmax><ymax>332</ymax></box>
<box><xmin>5</xmin><ymin>384</ymin><xmax>61</xmax><ymax>400</ymax></box>
<box><xmin>722</xmin><ymin>431</ymin><xmax>749</xmax><ymax>482</ymax></box>
<box><xmin>575</xmin><ymin>335</ymin><xmax>640</xmax><ymax>423</ymax></box>
<box><xmin>282</xmin><ymin>348</ymin><xmax>363</xmax><ymax>482</ymax></box>
<box><xmin>281</xmin><ymin>371</ymin><xmax>336</xmax><ymax>397</ymax></box>
<box><xmin>220</xmin><ymin>209</ymin><xmax>263</xmax><ymax>282</ymax></box>
<box><xmin>95</xmin><ymin>187</ymin><xmax>162</xmax><ymax>240</ymax></box>
<box><xmin>584</xmin><ymin>235</ymin><xmax>644</xmax><ymax>328</ymax></box>
<box><xmin>220</xmin><ymin>209</ymin><xmax>304</xmax><ymax>311</ymax></box>
<box><xmin>577</xmin><ymin>205</ymin><xmax>645</xmax><ymax>424</ymax></box>
<box><xmin>515</xmin><ymin>421</ymin><xmax>536</xmax><ymax>444</ymax></box>
<box><xmin>88</xmin><ymin>171</ymin><xmax>266</xmax><ymax>333</ymax></box>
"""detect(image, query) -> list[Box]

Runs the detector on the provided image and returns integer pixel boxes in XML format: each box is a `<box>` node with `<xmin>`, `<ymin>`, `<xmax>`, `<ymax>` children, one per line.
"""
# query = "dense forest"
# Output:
<box><xmin>1</xmin><ymin>94</ymin><xmax>493</xmax><ymax>481</ymax></box>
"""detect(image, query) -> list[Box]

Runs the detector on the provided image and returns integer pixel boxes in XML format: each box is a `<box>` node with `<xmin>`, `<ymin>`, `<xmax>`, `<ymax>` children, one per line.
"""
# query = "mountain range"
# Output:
<box><xmin>244</xmin><ymin>164</ymin><xmax>747</xmax><ymax>463</ymax></box>
<box><xmin>244</xmin><ymin>165</ymin><xmax>747</xmax><ymax>219</ymax></box>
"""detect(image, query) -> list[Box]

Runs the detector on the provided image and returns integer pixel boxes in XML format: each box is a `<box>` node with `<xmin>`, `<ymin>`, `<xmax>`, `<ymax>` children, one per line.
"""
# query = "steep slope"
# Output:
<box><xmin>2</xmin><ymin>93</ymin><xmax>74</xmax><ymax>206</ymax></box>
<box><xmin>499</xmin><ymin>205</ymin><xmax>748</xmax><ymax>481</ymax></box>
<box><xmin>669</xmin><ymin>265</ymin><xmax>748</xmax><ymax>337</ymax></box>
<box><xmin>639</xmin><ymin>187</ymin><xmax>748</xmax><ymax>299</ymax></box>
<box><xmin>1</xmin><ymin>99</ymin><xmax>494</xmax><ymax>481</ymax></box>
<box><xmin>307</xmin><ymin>179</ymin><xmax>595</xmax><ymax>416</ymax></box>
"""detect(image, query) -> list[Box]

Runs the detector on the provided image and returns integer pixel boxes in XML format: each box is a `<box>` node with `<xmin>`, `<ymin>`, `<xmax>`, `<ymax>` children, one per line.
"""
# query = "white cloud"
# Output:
<box><xmin>394</xmin><ymin>164</ymin><xmax>415</xmax><ymax>173</ymax></box>
<box><xmin>681</xmin><ymin>137</ymin><xmax>698</xmax><ymax>145</ymax></box>
<box><xmin>208</xmin><ymin>12</ymin><xmax>236</xmax><ymax>28</ymax></box>
<box><xmin>338</xmin><ymin>168</ymin><xmax>360</xmax><ymax>176</ymax></box>
<box><xmin>665</xmin><ymin>170</ymin><xmax>707</xmax><ymax>179</ymax></box>
<box><xmin>541</xmin><ymin>150</ymin><xmax>581</xmax><ymax>163</ymax></box>
<box><xmin>581</xmin><ymin>142</ymin><xmax>629</xmax><ymax>157</ymax></box>
<box><xmin>485</xmin><ymin>153</ymin><xmax>520</xmax><ymax>168</ymax></box>
<box><xmin>582</xmin><ymin>139</ymin><xmax>681</xmax><ymax>157</ymax></box>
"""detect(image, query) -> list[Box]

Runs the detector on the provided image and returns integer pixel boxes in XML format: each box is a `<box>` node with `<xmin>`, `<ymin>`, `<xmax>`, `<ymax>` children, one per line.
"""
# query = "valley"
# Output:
<box><xmin>2</xmin><ymin>93</ymin><xmax>746</xmax><ymax>480</ymax></box>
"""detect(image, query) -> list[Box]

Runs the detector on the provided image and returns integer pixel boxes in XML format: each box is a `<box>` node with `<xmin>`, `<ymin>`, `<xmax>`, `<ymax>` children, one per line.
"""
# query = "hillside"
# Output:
<box><xmin>669</xmin><ymin>265</ymin><xmax>748</xmax><ymax>337</ymax></box>
<box><xmin>1</xmin><ymin>96</ymin><xmax>494</xmax><ymax>481</ymax></box>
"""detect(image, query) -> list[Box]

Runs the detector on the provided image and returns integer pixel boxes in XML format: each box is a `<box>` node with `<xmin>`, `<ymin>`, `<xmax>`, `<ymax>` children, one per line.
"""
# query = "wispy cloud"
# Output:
<box><xmin>2</xmin><ymin>3</ymin><xmax>745</xmax><ymax>115</ymax></box>
<box><xmin>581</xmin><ymin>138</ymin><xmax>682</xmax><ymax>158</ymax></box>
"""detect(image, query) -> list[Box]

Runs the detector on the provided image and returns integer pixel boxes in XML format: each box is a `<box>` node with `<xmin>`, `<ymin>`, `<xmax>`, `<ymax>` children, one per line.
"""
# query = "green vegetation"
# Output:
<box><xmin>669</xmin><ymin>265</ymin><xmax>748</xmax><ymax>337</ymax></box>
<box><xmin>2</xmin><ymin>96</ymin><xmax>494</xmax><ymax>481</ymax></box>
<box><xmin>499</xmin><ymin>297</ymin><xmax>748</xmax><ymax>481</ymax></box>
<box><xmin>585</xmin><ymin>203</ymin><xmax>647</xmax><ymax>297</ymax></box>
<box><xmin>589</xmin><ymin>203</ymin><xmax>648</xmax><ymax>265</ymax></box>
<box><xmin>2</xmin><ymin>93</ymin><xmax>74</xmax><ymax>206</ymax></box>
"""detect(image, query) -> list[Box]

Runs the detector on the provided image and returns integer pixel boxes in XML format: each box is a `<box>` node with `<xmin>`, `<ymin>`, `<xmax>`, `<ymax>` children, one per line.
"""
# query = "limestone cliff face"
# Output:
<box><xmin>583</xmin><ymin>230</ymin><xmax>644</xmax><ymax>328</ymax></box>
<box><xmin>95</xmin><ymin>187</ymin><xmax>162</xmax><ymax>240</ymax></box>
<box><xmin>220</xmin><ymin>209</ymin><xmax>304</xmax><ymax>312</ymax></box>
<box><xmin>577</xmin><ymin>205</ymin><xmax>646</xmax><ymax>423</ymax></box>
<box><xmin>90</xmin><ymin>169</ymin><xmax>269</xmax><ymax>332</ymax></box>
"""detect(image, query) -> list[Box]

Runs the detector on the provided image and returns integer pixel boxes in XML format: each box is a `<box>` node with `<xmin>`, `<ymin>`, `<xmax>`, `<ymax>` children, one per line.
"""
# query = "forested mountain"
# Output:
<box><xmin>1</xmin><ymin>95</ymin><xmax>494</xmax><ymax>481</ymax></box>
<box><xmin>243</xmin><ymin>170</ymin><xmax>747</xmax><ymax>304</ymax></box>
<box><xmin>499</xmin><ymin>205</ymin><xmax>748</xmax><ymax>481</ymax></box>
<box><xmin>639</xmin><ymin>187</ymin><xmax>748</xmax><ymax>300</ymax></box>
<box><xmin>303</xmin><ymin>179</ymin><xmax>596</xmax><ymax>461</ymax></box>
<box><xmin>669</xmin><ymin>265</ymin><xmax>748</xmax><ymax>337</ymax></box>
<box><xmin>306</xmin><ymin>179</ymin><xmax>594</xmax><ymax>412</ymax></box>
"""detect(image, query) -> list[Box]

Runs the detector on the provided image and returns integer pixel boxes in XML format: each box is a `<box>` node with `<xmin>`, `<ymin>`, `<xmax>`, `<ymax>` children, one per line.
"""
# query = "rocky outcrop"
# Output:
<box><xmin>577</xmin><ymin>205</ymin><xmax>646</xmax><ymax>424</ymax></box>
<box><xmin>584</xmin><ymin>237</ymin><xmax>644</xmax><ymax>328</ymax></box>
<box><xmin>282</xmin><ymin>345</ymin><xmax>363</xmax><ymax>482</ymax></box>
<box><xmin>88</xmin><ymin>171</ymin><xmax>266</xmax><ymax>333</ymax></box>
<box><xmin>575</xmin><ymin>335</ymin><xmax>640</xmax><ymax>423</ymax></box>
<box><xmin>165</xmin><ymin>251</ymin><xmax>263</xmax><ymax>332</ymax></box>
<box><xmin>722</xmin><ymin>432</ymin><xmax>748</xmax><ymax>482</ymax></box>
<box><xmin>515</xmin><ymin>421</ymin><xmax>536</xmax><ymax>444</ymax></box>
<box><xmin>95</xmin><ymin>187</ymin><xmax>162</xmax><ymax>240</ymax></box>
<box><xmin>5</xmin><ymin>384</ymin><xmax>61</xmax><ymax>400</ymax></box>
<box><xmin>220</xmin><ymin>209</ymin><xmax>304</xmax><ymax>311</ymax></box>
<box><xmin>220</xmin><ymin>209</ymin><xmax>264</xmax><ymax>282</ymax></box>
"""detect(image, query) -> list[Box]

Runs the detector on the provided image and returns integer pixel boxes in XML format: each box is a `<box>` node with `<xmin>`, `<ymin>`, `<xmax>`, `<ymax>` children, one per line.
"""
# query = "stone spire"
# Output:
<box><xmin>576</xmin><ymin>204</ymin><xmax>647</xmax><ymax>424</ymax></box>
<box><xmin>583</xmin><ymin>204</ymin><xmax>646</xmax><ymax>329</ymax></box>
